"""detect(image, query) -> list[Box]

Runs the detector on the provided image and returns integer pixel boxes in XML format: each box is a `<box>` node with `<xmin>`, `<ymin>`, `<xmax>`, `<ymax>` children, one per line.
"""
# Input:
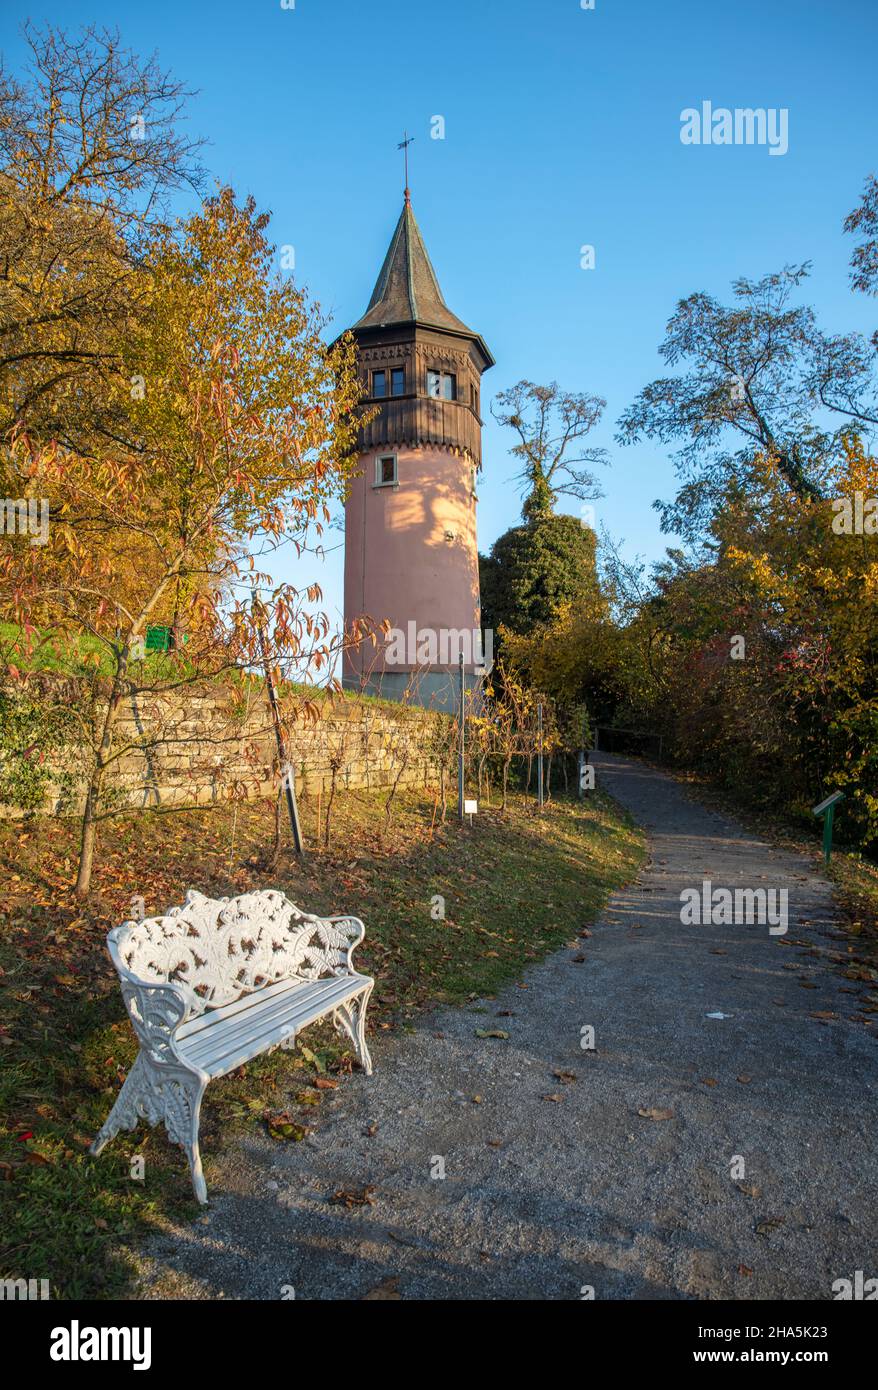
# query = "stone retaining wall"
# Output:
<box><xmin>4</xmin><ymin>681</ymin><xmax>451</xmax><ymax>817</ymax></box>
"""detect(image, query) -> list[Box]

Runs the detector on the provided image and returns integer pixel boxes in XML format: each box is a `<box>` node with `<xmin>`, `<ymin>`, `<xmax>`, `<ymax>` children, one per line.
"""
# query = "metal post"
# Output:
<box><xmin>823</xmin><ymin>803</ymin><xmax>835</xmax><ymax>864</ymax></box>
<box><xmin>812</xmin><ymin>791</ymin><xmax>843</xmax><ymax>865</ymax></box>
<box><xmin>458</xmin><ymin>648</ymin><xmax>465</xmax><ymax>822</ymax></box>
<box><xmin>537</xmin><ymin>702</ymin><xmax>544</xmax><ymax>810</ymax></box>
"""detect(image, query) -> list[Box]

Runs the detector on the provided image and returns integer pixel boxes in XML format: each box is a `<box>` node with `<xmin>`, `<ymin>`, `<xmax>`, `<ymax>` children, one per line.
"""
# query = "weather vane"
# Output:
<box><xmin>397</xmin><ymin>130</ymin><xmax>415</xmax><ymax>201</ymax></box>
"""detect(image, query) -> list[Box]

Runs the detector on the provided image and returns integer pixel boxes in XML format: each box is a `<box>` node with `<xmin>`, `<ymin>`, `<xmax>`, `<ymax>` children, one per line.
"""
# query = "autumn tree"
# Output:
<box><xmin>491</xmin><ymin>379</ymin><xmax>606</xmax><ymax>520</ymax></box>
<box><xmin>498</xmin><ymin>599</ymin><xmax>620</xmax><ymax>718</ymax></box>
<box><xmin>617</xmin><ymin>267</ymin><xmax>827</xmax><ymax>528</ymax></box>
<box><xmin>845</xmin><ymin>172</ymin><xmax>878</xmax><ymax>342</ymax></box>
<box><xmin>0</xmin><ymin>22</ymin><xmax>203</xmax><ymax>456</ymax></box>
<box><xmin>1</xmin><ymin>189</ymin><xmax>363</xmax><ymax>895</ymax></box>
<box><xmin>603</xmin><ymin>442</ymin><xmax>878</xmax><ymax>850</ymax></box>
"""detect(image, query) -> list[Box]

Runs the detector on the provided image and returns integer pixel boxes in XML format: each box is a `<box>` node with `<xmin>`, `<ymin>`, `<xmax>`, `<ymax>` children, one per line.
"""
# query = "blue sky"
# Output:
<box><xmin>4</xmin><ymin>0</ymin><xmax>877</xmax><ymax>636</ymax></box>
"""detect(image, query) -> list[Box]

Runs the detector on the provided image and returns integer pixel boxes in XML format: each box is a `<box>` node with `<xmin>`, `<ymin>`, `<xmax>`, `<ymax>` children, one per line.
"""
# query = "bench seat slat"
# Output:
<box><xmin>176</xmin><ymin>973</ymin><xmax>369</xmax><ymax>1079</ymax></box>
<box><xmin>179</xmin><ymin>973</ymin><xmax>365</xmax><ymax>1067</ymax></box>
<box><xmin>177</xmin><ymin>975</ymin><xmax>309</xmax><ymax>1040</ymax></box>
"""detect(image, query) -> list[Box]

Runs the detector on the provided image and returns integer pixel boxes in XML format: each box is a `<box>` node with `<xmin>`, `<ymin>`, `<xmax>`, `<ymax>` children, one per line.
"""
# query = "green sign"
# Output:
<box><xmin>812</xmin><ymin>791</ymin><xmax>844</xmax><ymax>863</ymax></box>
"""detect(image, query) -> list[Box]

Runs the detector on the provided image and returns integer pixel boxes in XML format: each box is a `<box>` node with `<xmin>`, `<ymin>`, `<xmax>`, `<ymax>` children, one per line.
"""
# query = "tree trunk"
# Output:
<box><xmin>268</xmin><ymin>786</ymin><xmax>282</xmax><ymax>867</ymax></box>
<box><xmin>74</xmin><ymin>780</ymin><xmax>100</xmax><ymax>897</ymax></box>
<box><xmin>384</xmin><ymin>756</ymin><xmax>408</xmax><ymax>838</ymax></box>
<box><xmin>74</xmin><ymin>658</ymin><xmax>128</xmax><ymax>897</ymax></box>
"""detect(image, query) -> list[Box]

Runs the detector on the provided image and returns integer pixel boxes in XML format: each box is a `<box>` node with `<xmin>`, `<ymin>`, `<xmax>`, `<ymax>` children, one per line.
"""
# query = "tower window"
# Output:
<box><xmin>372</xmin><ymin>370</ymin><xmax>387</xmax><ymax>398</ymax></box>
<box><xmin>427</xmin><ymin>369</ymin><xmax>456</xmax><ymax>401</ymax></box>
<box><xmin>374</xmin><ymin>454</ymin><xmax>398</xmax><ymax>487</ymax></box>
<box><xmin>390</xmin><ymin>367</ymin><xmax>405</xmax><ymax>396</ymax></box>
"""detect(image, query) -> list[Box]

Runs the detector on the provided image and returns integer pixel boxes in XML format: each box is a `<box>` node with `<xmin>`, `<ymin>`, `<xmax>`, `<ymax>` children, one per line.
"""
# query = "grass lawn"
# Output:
<box><xmin>825</xmin><ymin>850</ymin><xmax>878</xmax><ymax>972</ymax></box>
<box><xmin>0</xmin><ymin>781</ymin><xmax>645</xmax><ymax>1299</ymax></box>
<box><xmin>0</xmin><ymin>621</ymin><xmax>400</xmax><ymax>710</ymax></box>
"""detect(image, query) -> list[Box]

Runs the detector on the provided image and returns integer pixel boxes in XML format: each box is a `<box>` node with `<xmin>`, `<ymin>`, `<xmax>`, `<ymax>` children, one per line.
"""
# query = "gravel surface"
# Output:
<box><xmin>133</xmin><ymin>753</ymin><xmax>878</xmax><ymax>1300</ymax></box>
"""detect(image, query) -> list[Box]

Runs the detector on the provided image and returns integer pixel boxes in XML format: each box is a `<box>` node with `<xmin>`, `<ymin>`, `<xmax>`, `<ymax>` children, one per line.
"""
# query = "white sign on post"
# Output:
<box><xmin>464</xmin><ymin>799</ymin><xmax>478</xmax><ymax>816</ymax></box>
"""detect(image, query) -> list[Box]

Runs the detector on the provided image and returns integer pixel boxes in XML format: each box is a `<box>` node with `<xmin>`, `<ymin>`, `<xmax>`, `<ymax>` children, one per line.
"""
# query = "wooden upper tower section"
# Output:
<box><xmin>348</xmin><ymin>195</ymin><xmax>494</xmax><ymax>466</ymax></box>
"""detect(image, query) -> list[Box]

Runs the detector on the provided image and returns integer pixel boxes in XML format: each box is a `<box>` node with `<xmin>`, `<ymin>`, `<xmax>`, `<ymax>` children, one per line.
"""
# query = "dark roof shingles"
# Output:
<box><xmin>353</xmin><ymin>201</ymin><xmax>476</xmax><ymax>337</ymax></box>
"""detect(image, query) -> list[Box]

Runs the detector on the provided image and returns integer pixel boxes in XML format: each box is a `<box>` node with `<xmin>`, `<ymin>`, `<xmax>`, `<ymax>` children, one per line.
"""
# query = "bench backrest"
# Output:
<box><xmin>109</xmin><ymin>889</ymin><xmax>360</xmax><ymax>1015</ymax></box>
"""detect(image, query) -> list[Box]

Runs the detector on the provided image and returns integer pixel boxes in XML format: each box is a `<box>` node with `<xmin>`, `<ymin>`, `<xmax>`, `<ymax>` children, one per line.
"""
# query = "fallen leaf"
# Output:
<box><xmin>755</xmin><ymin>1217</ymin><xmax>784</xmax><ymax>1236</ymax></box>
<box><xmin>552</xmin><ymin>1070</ymin><xmax>577</xmax><ymax>1084</ymax></box>
<box><xmin>474</xmin><ymin>1029</ymin><xmax>508</xmax><ymax>1039</ymax></box>
<box><xmin>362</xmin><ymin>1276</ymin><xmax>400</xmax><ymax>1300</ymax></box>
<box><xmin>638</xmin><ymin>1107</ymin><xmax>674</xmax><ymax>1121</ymax></box>
<box><xmin>266</xmin><ymin>1111</ymin><xmax>308</xmax><ymax>1142</ymax></box>
<box><xmin>542</xmin><ymin>1093</ymin><xmax>565</xmax><ymax>1103</ymax></box>
<box><xmin>329</xmin><ymin>1185</ymin><xmax>376</xmax><ymax>1209</ymax></box>
<box><xmin>298</xmin><ymin>1044</ymin><xmax>325</xmax><ymax>1073</ymax></box>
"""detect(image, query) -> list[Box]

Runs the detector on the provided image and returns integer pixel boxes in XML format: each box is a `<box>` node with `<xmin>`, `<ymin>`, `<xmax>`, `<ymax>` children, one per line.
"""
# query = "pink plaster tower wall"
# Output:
<box><xmin>342</xmin><ymin>193</ymin><xmax>494</xmax><ymax>708</ymax></box>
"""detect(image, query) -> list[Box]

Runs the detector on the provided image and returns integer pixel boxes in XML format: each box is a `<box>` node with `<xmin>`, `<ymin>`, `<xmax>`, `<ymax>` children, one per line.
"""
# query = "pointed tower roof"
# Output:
<box><xmin>352</xmin><ymin>197</ymin><xmax>494</xmax><ymax>366</ymax></box>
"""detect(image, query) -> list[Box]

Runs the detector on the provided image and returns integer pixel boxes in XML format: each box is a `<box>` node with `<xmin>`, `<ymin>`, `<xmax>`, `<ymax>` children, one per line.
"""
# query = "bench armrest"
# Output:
<box><xmin>117</xmin><ymin>974</ymin><xmax>206</xmax><ymax>1074</ymax></box>
<box><xmin>327</xmin><ymin>914</ymin><xmax>367</xmax><ymax>975</ymax></box>
<box><xmin>108</xmin><ymin>926</ymin><xmax>202</xmax><ymax>1067</ymax></box>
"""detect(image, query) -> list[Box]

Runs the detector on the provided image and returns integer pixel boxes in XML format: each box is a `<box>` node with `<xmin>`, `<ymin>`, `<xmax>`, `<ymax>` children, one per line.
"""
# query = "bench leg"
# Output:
<box><xmin>182</xmin><ymin>1092</ymin><xmax>208</xmax><ymax>1206</ymax></box>
<box><xmin>90</xmin><ymin>1052</ymin><xmax>209</xmax><ymax>1204</ymax></box>
<box><xmin>333</xmin><ymin>984</ymin><xmax>373</xmax><ymax>1076</ymax></box>
<box><xmin>156</xmin><ymin>1070</ymin><xmax>209</xmax><ymax>1205</ymax></box>
<box><xmin>90</xmin><ymin>1052</ymin><xmax>151</xmax><ymax>1156</ymax></box>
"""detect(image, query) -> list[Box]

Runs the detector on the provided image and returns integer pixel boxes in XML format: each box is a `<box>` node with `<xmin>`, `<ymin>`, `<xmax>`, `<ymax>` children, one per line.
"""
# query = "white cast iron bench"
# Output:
<box><xmin>90</xmin><ymin>889</ymin><xmax>374</xmax><ymax>1203</ymax></box>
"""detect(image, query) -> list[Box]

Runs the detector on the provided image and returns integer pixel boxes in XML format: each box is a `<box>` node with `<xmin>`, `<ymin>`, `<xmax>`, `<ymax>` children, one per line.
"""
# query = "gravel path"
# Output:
<box><xmin>133</xmin><ymin>753</ymin><xmax>878</xmax><ymax>1300</ymax></box>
